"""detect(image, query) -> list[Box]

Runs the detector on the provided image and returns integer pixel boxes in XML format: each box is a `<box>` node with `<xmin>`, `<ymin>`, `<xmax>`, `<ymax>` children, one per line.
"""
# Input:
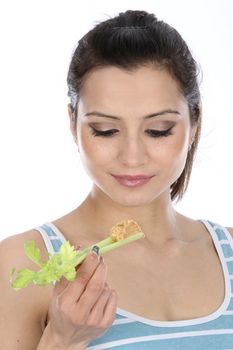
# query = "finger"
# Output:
<box><xmin>58</xmin><ymin>249</ymin><xmax>101</xmax><ymax>305</ymax></box>
<box><xmin>54</xmin><ymin>276</ymin><xmax>70</xmax><ymax>296</ymax></box>
<box><xmin>87</xmin><ymin>283</ymin><xmax>112</xmax><ymax>324</ymax></box>
<box><xmin>73</xmin><ymin>257</ymin><xmax>107</xmax><ymax>319</ymax></box>
<box><xmin>101</xmin><ymin>290</ymin><xmax>119</xmax><ymax>328</ymax></box>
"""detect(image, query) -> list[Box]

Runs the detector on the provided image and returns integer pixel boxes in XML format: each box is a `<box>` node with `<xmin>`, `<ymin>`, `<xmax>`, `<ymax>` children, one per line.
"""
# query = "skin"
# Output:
<box><xmin>68</xmin><ymin>64</ymin><xmax>197</xmax><ymax>245</ymax></box>
<box><xmin>1</xmin><ymin>64</ymin><xmax>233</xmax><ymax>349</ymax></box>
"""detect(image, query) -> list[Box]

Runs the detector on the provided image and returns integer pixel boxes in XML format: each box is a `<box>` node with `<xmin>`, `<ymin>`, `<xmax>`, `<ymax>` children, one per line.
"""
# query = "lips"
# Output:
<box><xmin>112</xmin><ymin>174</ymin><xmax>153</xmax><ymax>180</ymax></box>
<box><xmin>112</xmin><ymin>174</ymin><xmax>154</xmax><ymax>187</ymax></box>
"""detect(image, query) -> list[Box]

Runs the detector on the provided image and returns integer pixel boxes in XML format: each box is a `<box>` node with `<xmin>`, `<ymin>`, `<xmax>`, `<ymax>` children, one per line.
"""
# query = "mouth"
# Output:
<box><xmin>111</xmin><ymin>174</ymin><xmax>154</xmax><ymax>187</ymax></box>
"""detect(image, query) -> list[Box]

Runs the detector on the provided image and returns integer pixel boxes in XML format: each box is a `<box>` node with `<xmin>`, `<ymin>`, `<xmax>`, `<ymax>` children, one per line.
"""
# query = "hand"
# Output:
<box><xmin>46</xmin><ymin>248</ymin><xmax>118</xmax><ymax>348</ymax></box>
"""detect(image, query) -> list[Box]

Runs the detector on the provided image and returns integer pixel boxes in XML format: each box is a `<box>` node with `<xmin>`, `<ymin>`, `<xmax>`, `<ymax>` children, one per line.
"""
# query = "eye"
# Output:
<box><xmin>90</xmin><ymin>127</ymin><xmax>119</xmax><ymax>137</ymax></box>
<box><xmin>145</xmin><ymin>127</ymin><xmax>173</xmax><ymax>137</ymax></box>
<box><xmin>90</xmin><ymin>126</ymin><xmax>174</xmax><ymax>138</ymax></box>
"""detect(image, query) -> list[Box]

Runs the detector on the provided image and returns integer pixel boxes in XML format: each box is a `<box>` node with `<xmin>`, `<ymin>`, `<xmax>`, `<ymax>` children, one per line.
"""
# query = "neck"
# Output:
<box><xmin>79</xmin><ymin>186</ymin><xmax>185</xmax><ymax>247</ymax></box>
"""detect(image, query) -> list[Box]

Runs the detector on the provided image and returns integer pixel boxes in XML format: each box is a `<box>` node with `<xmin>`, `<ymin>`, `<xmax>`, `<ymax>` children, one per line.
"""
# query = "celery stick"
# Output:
<box><xmin>76</xmin><ymin>231</ymin><xmax>144</xmax><ymax>263</ymax></box>
<box><xmin>11</xmin><ymin>228</ymin><xmax>144</xmax><ymax>290</ymax></box>
<box><xmin>99</xmin><ymin>232</ymin><xmax>144</xmax><ymax>254</ymax></box>
<box><xmin>79</xmin><ymin>236</ymin><xmax>113</xmax><ymax>256</ymax></box>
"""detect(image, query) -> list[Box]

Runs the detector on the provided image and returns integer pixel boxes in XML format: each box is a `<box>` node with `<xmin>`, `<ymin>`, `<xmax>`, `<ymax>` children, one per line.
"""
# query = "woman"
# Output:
<box><xmin>1</xmin><ymin>9</ymin><xmax>233</xmax><ymax>350</ymax></box>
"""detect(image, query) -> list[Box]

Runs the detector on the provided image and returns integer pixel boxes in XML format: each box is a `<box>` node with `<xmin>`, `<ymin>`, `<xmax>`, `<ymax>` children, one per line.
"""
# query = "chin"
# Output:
<box><xmin>108</xmin><ymin>191</ymin><xmax>158</xmax><ymax>207</ymax></box>
<box><xmin>93</xmin><ymin>179</ymin><xmax>167</xmax><ymax>206</ymax></box>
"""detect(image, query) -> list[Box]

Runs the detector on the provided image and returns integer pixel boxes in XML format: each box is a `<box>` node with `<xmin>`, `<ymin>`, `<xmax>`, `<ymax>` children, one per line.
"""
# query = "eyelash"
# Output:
<box><xmin>90</xmin><ymin>126</ymin><xmax>173</xmax><ymax>138</ymax></box>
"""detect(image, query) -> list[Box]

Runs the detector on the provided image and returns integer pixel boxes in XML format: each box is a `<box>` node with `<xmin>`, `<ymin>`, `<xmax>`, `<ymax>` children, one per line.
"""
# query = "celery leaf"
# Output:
<box><xmin>24</xmin><ymin>240</ymin><xmax>43</xmax><ymax>267</ymax></box>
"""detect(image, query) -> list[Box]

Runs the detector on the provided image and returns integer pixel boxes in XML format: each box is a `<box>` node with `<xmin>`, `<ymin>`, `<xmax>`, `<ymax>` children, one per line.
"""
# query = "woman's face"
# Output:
<box><xmin>71</xmin><ymin>65</ymin><xmax>195</xmax><ymax>207</ymax></box>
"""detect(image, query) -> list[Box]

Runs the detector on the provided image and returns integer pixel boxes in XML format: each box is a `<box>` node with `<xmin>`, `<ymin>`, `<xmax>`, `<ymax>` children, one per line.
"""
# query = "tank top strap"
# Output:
<box><xmin>34</xmin><ymin>222</ymin><xmax>66</xmax><ymax>255</ymax></box>
<box><xmin>199</xmin><ymin>219</ymin><xmax>233</xmax><ymax>311</ymax></box>
<box><xmin>201</xmin><ymin>219</ymin><xmax>233</xmax><ymax>257</ymax></box>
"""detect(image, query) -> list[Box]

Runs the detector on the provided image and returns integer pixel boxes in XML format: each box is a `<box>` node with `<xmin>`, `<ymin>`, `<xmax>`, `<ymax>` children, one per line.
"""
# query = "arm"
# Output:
<box><xmin>35</xmin><ymin>251</ymin><xmax>118</xmax><ymax>349</ymax></box>
<box><xmin>0</xmin><ymin>232</ymin><xmax>118</xmax><ymax>349</ymax></box>
<box><xmin>0</xmin><ymin>231</ymin><xmax>52</xmax><ymax>349</ymax></box>
<box><xmin>36</xmin><ymin>323</ymin><xmax>87</xmax><ymax>350</ymax></box>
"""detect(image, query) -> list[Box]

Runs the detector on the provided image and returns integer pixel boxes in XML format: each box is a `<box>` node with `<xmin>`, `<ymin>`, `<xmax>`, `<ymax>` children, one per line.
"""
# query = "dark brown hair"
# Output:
<box><xmin>67</xmin><ymin>10</ymin><xmax>202</xmax><ymax>202</ymax></box>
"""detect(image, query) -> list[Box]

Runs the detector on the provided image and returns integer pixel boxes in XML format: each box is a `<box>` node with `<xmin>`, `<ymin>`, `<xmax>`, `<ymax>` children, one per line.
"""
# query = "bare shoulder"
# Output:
<box><xmin>0</xmin><ymin>227</ymin><xmax>51</xmax><ymax>264</ymax></box>
<box><xmin>0</xmin><ymin>229</ymin><xmax>53</xmax><ymax>349</ymax></box>
<box><xmin>226</xmin><ymin>227</ymin><xmax>233</xmax><ymax>238</ymax></box>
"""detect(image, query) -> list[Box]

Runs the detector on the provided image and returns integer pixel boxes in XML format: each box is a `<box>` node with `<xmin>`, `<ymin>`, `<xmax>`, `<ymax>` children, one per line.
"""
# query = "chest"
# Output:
<box><xmin>104</xmin><ymin>241</ymin><xmax>225</xmax><ymax>322</ymax></box>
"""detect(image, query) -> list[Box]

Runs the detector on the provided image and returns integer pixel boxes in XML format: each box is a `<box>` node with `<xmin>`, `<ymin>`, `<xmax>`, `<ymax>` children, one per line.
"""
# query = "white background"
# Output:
<box><xmin>0</xmin><ymin>0</ymin><xmax>232</xmax><ymax>240</ymax></box>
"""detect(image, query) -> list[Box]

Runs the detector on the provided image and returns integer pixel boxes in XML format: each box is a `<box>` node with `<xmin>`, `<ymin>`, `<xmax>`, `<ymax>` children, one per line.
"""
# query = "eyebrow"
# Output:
<box><xmin>84</xmin><ymin>109</ymin><xmax>180</xmax><ymax>120</ymax></box>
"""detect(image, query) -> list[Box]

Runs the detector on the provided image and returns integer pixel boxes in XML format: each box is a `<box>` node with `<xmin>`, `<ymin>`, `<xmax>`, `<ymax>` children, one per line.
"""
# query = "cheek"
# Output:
<box><xmin>156</xmin><ymin>127</ymin><xmax>189</xmax><ymax>180</ymax></box>
<box><xmin>150</xmin><ymin>128</ymin><xmax>187</xmax><ymax>156</ymax></box>
<box><xmin>78</xmin><ymin>131</ymin><xmax>116</xmax><ymax>166</ymax></box>
<box><xmin>170</xmin><ymin>129</ymin><xmax>188</xmax><ymax>157</ymax></box>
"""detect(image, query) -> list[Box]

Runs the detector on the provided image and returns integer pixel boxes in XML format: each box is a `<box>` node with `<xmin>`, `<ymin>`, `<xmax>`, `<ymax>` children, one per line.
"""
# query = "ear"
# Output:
<box><xmin>68</xmin><ymin>103</ymin><xmax>78</xmax><ymax>144</ymax></box>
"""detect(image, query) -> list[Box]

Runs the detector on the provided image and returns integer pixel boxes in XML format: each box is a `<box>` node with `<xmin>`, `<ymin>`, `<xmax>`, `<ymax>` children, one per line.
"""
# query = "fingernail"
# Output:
<box><xmin>91</xmin><ymin>245</ymin><xmax>100</xmax><ymax>256</ymax></box>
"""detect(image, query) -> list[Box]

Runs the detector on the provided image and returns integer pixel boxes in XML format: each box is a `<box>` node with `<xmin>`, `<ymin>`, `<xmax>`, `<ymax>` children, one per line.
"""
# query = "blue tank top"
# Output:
<box><xmin>35</xmin><ymin>219</ymin><xmax>233</xmax><ymax>349</ymax></box>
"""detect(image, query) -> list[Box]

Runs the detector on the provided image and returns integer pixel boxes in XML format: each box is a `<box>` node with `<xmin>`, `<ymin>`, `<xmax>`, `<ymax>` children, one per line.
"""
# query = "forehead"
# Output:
<box><xmin>79</xmin><ymin>65</ymin><xmax>187</xmax><ymax>115</ymax></box>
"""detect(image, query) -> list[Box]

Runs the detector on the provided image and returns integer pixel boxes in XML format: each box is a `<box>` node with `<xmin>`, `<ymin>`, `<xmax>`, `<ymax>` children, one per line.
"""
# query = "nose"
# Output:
<box><xmin>118</xmin><ymin>135</ymin><xmax>149</xmax><ymax>167</ymax></box>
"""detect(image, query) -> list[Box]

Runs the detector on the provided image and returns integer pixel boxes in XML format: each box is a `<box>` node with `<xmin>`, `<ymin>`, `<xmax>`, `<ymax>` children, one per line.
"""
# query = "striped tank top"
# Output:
<box><xmin>35</xmin><ymin>220</ymin><xmax>233</xmax><ymax>349</ymax></box>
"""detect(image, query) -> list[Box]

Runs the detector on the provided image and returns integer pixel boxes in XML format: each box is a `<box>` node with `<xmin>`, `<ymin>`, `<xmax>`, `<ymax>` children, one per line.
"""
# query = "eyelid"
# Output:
<box><xmin>89</xmin><ymin>126</ymin><xmax>174</xmax><ymax>138</ymax></box>
<box><xmin>90</xmin><ymin>127</ymin><xmax>118</xmax><ymax>137</ymax></box>
<box><xmin>90</xmin><ymin>126</ymin><xmax>119</xmax><ymax>132</ymax></box>
<box><xmin>88</xmin><ymin>120</ymin><xmax>176</xmax><ymax>129</ymax></box>
<box><xmin>89</xmin><ymin>126</ymin><xmax>174</xmax><ymax>133</ymax></box>
<box><xmin>146</xmin><ymin>121</ymin><xmax>177</xmax><ymax>129</ymax></box>
<box><xmin>145</xmin><ymin>126</ymin><xmax>173</xmax><ymax>136</ymax></box>
<box><xmin>88</xmin><ymin>122</ymin><xmax>118</xmax><ymax>129</ymax></box>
